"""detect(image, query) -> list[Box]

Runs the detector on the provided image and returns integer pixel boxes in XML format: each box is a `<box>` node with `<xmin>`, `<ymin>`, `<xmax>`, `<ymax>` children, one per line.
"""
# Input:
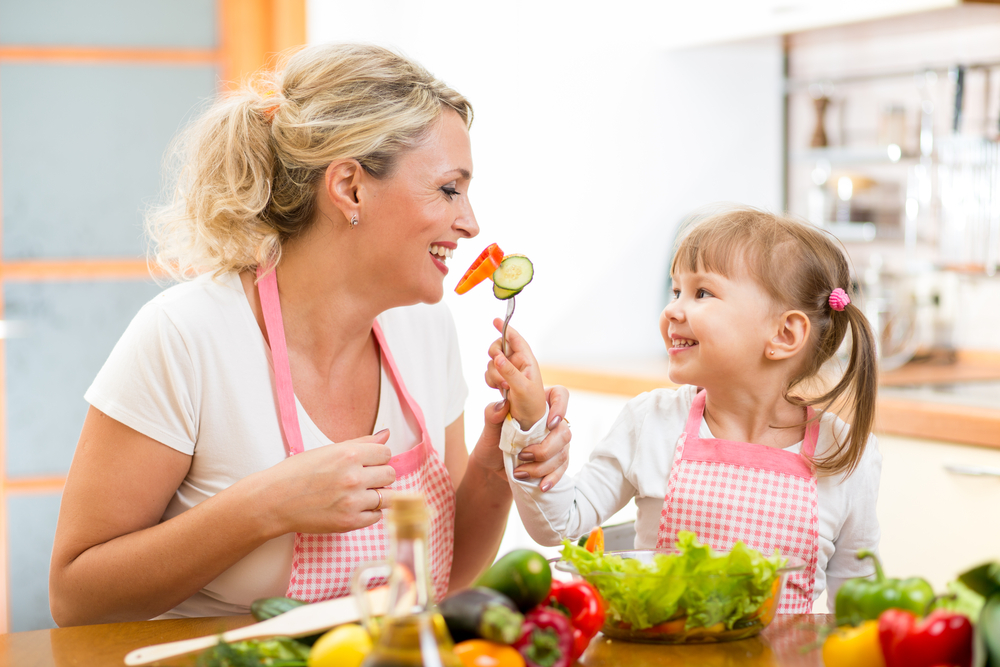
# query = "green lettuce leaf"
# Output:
<box><xmin>559</xmin><ymin>531</ymin><xmax>786</xmax><ymax>631</ymax></box>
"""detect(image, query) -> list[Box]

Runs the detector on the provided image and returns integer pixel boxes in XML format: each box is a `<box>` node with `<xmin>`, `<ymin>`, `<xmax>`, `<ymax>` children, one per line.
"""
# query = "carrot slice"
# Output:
<box><xmin>584</xmin><ymin>527</ymin><xmax>604</xmax><ymax>554</ymax></box>
<box><xmin>455</xmin><ymin>243</ymin><xmax>504</xmax><ymax>295</ymax></box>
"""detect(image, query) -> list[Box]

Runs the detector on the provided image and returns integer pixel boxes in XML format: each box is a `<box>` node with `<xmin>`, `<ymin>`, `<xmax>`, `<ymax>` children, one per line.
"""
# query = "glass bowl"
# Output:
<box><xmin>554</xmin><ymin>549</ymin><xmax>806</xmax><ymax>644</ymax></box>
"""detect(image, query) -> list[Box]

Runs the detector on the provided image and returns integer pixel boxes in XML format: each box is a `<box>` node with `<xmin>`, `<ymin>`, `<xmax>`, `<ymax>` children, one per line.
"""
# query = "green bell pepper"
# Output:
<box><xmin>834</xmin><ymin>549</ymin><xmax>935</xmax><ymax>626</ymax></box>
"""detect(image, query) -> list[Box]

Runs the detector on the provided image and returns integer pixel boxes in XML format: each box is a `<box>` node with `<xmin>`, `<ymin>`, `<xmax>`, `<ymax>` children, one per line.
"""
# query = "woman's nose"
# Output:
<box><xmin>454</xmin><ymin>195</ymin><xmax>479</xmax><ymax>238</ymax></box>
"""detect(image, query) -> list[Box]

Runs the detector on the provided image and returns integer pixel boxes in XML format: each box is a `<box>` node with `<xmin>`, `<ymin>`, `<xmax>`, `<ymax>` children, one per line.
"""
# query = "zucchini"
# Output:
<box><xmin>438</xmin><ymin>587</ymin><xmax>524</xmax><ymax>644</ymax></box>
<box><xmin>250</xmin><ymin>596</ymin><xmax>324</xmax><ymax>646</ymax></box>
<box><xmin>474</xmin><ymin>549</ymin><xmax>552</xmax><ymax>612</ymax></box>
<box><xmin>492</xmin><ymin>255</ymin><xmax>533</xmax><ymax>292</ymax></box>
<box><xmin>250</xmin><ymin>596</ymin><xmax>307</xmax><ymax>622</ymax></box>
<box><xmin>493</xmin><ymin>283</ymin><xmax>520</xmax><ymax>300</ymax></box>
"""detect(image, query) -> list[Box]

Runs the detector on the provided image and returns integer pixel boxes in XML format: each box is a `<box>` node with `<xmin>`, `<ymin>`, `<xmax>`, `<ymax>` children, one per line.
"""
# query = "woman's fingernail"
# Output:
<box><xmin>513</xmin><ymin>470</ymin><xmax>530</xmax><ymax>480</ymax></box>
<box><xmin>518</xmin><ymin>451</ymin><xmax>535</xmax><ymax>462</ymax></box>
<box><xmin>547</xmin><ymin>415</ymin><xmax>562</xmax><ymax>430</ymax></box>
<box><xmin>494</xmin><ymin>400</ymin><xmax>506</xmax><ymax>412</ymax></box>
<box><xmin>541</xmin><ymin>481</ymin><xmax>553</xmax><ymax>492</ymax></box>
<box><xmin>375</xmin><ymin>428</ymin><xmax>389</xmax><ymax>437</ymax></box>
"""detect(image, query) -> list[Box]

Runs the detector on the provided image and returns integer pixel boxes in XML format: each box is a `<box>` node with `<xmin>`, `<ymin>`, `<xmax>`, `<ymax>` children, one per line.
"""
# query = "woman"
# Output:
<box><xmin>48</xmin><ymin>43</ymin><xmax>571</xmax><ymax>626</ymax></box>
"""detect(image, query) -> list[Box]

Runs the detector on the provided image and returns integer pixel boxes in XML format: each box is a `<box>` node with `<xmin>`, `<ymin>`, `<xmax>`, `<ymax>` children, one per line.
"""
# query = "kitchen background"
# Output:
<box><xmin>0</xmin><ymin>0</ymin><xmax>998</xmax><ymax>633</ymax></box>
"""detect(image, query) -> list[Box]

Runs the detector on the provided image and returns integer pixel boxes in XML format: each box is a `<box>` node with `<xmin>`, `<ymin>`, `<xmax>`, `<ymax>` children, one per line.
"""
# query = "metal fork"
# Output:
<box><xmin>501</xmin><ymin>296</ymin><xmax>516</xmax><ymax>400</ymax></box>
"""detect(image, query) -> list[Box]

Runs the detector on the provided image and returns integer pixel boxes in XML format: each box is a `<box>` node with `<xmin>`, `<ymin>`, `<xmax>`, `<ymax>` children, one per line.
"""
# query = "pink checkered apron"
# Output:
<box><xmin>256</xmin><ymin>266</ymin><xmax>456</xmax><ymax>604</ymax></box>
<box><xmin>654</xmin><ymin>390</ymin><xmax>819</xmax><ymax>613</ymax></box>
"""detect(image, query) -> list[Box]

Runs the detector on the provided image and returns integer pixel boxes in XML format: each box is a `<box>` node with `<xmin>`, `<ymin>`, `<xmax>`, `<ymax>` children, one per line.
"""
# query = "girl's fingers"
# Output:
<box><xmin>491</xmin><ymin>319</ymin><xmax>538</xmax><ymax>363</ymax></box>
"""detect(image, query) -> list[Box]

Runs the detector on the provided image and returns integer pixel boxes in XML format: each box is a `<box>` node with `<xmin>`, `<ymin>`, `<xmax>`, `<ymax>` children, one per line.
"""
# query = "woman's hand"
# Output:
<box><xmin>473</xmin><ymin>390</ymin><xmax>572</xmax><ymax>493</ymax></box>
<box><xmin>255</xmin><ymin>429</ymin><xmax>397</xmax><ymax>535</ymax></box>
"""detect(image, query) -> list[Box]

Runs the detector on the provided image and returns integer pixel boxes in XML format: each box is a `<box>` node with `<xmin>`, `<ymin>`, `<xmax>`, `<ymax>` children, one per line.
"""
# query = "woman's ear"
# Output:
<box><xmin>768</xmin><ymin>310</ymin><xmax>811</xmax><ymax>360</ymax></box>
<box><xmin>321</xmin><ymin>159</ymin><xmax>364</xmax><ymax>223</ymax></box>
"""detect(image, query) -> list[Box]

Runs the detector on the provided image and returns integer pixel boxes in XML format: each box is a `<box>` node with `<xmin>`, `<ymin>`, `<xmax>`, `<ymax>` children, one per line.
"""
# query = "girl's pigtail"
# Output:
<box><xmin>813</xmin><ymin>299</ymin><xmax>879</xmax><ymax>476</ymax></box>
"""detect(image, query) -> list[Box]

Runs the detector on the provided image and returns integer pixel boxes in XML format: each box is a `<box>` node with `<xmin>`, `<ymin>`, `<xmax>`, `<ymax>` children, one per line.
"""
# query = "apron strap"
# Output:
<box><xmin>257</xmin><ymin>265</ymin><xmax>305</xmax><ymax>457</ymax></box>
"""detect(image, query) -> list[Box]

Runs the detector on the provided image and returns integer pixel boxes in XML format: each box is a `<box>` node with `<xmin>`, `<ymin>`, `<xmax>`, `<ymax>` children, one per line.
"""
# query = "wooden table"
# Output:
<box><xmin>0</xmin><ymin>614</ymin><xmax>834</xmax><ymax>666</ymax></box>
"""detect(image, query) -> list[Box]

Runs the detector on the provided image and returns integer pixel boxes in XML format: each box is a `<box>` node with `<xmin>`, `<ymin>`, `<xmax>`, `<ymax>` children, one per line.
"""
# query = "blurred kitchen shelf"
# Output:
<box><xmin>541</xmin><ymin>350</ymin><xmax>1000</xmax><ymax>449</ymax></box>
<box><xmin>791</xmin><ymin>146</ymin><xmax>920</xmax><ymax>164</ymax></box>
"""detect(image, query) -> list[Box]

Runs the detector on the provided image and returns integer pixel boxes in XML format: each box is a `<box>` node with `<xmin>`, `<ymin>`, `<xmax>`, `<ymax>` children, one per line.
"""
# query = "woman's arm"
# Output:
<box><xmin>50</xmin><ymin>407</ymin><xmax>395</xmax><ymax>626</ymax></box>
<box><xmin>447</xmin><ymin>388</ymin><xmax>572</xmax><ymax>591</ymax></box>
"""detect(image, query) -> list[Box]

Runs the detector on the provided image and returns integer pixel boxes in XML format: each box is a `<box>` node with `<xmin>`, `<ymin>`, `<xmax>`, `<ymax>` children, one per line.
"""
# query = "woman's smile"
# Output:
<box><xmin>429</xmin><ymin>242</ymin><xmax>456</xmax><ymax>275</ymax></box>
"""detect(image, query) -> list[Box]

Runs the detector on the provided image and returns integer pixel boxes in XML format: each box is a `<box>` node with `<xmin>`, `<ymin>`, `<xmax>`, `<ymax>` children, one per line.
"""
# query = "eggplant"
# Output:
<box><xmin>438</xmin><ymin>587</ymin><xmax>525</xmax><ymax>644</ymax></box>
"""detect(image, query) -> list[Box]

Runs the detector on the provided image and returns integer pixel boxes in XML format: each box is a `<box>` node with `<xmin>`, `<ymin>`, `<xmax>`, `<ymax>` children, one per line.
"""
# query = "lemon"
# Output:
<box><xmin>308</xmin><ymin>623</ymin><xmax>372</xmax><ymax>667</ymax></box>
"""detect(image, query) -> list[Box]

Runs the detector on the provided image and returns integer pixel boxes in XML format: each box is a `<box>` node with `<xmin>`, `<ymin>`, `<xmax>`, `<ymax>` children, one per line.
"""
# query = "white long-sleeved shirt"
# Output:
<box><xmin>500</xmin><ymin>384</ymin><xmax>882</xmax><ymax>609</ymax></box>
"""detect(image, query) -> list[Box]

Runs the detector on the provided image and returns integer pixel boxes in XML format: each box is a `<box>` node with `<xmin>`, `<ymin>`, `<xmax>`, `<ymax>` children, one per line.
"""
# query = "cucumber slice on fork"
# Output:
<box><xmin>493</xmin><ymin>255</ymin><xmax>533</xmax><ymax>292</ymax></box>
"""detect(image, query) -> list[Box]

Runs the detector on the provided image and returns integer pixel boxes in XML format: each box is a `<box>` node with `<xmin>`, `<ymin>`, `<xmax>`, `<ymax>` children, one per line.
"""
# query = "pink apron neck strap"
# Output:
<box><xmin>686</xmin><ymin>388</ymin><xmax>820</xmax><ymax>458</ymax></box>
<box><xmin>371</xmin><ymin>320</ymin><xmax>431</xmax><ymax>449</ymax></box>
<box><xmin>257</xmin><ymin>265</ymin><xmax>305</xmax><ymax>456</ymax></box>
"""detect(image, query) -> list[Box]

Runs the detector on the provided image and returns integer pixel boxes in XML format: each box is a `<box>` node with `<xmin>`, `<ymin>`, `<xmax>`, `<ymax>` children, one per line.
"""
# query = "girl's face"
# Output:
<box><xmin>361</xmin><ymin>107</ymin><xmax>478</xmax><ymax>305</ymax></box>
<box><xmin>660</xmin><ymin>265</ymin><xmax>780</xmax><ymax>389</ymax></box>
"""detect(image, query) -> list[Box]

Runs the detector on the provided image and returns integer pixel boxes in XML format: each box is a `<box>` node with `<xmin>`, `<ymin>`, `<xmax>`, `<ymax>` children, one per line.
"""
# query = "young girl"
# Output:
<box><xmin>488</xmin><ymin>207</ymin><xmax>882</xmax><ymax>613</ymax></box>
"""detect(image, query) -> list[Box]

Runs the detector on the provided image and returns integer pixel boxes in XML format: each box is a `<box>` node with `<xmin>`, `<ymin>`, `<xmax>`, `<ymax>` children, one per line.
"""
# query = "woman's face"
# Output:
<box><xmin>361</xmin><ymin>107</ymin><xmax>478</xmax><ymax>305</ymax></box>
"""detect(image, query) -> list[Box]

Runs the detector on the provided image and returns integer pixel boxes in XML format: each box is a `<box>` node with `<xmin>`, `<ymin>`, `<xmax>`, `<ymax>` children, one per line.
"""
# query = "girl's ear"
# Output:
<box><xmin>321</xmin><ymin>159</ymin><xmax>365</xmax><ymax>223</ymax></box>
<box><xmin>768</xmin><ymin>310</ymin><xmax>810</xmax><ymax>360</ymax></box>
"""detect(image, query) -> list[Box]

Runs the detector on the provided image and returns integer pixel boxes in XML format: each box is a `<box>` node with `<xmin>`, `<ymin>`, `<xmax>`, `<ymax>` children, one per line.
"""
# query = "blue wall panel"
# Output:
<box><xmin>4</xmin><ymin>279</ymin><xmax>166</xmax><ymax>477</ymax></box>
<box><xmin>0</xmin><ymin>0</ymin><xmax>217</xmax><ymax>48</ymax></box>
<box><xmin>0</xmin><ymin>62</ymin><xmax>217</xmax><ymax>259</ymax></box>
<box><xmin>6</xmin><ymin>492</ymin><xmax>62</xmax><ymax>631</ymax></box>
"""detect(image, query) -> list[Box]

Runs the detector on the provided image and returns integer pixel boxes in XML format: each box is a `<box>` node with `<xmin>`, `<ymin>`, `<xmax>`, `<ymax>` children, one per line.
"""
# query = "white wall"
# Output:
<box><xmin>308</xmin><ymin>2</ymin><xmax>785</xmax><ymax>556</ymax></box>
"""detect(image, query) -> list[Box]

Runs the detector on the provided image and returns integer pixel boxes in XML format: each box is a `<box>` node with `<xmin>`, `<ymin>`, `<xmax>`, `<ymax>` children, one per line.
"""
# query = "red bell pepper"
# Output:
<box><xmin>544</xmin><ymin>579</ymin><xmax>605</xmax><ymax>660</ymax></box>
<box><xmin>512</xmin><ymin>607</ymin><xmax>573</xmax><ymax>667</ymax></box>
<box><xmin>877</xmin><ymin>607</ymin><xmax>973</xmax><ymax>667</ymax></box>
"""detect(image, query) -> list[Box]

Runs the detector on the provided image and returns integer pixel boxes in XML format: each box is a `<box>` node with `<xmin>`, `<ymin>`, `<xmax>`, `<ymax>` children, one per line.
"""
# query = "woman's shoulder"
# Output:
<box><xmin>377</xmin><ymin>301</ymin><xmax>458</xmax><ymax>349</ymax></box>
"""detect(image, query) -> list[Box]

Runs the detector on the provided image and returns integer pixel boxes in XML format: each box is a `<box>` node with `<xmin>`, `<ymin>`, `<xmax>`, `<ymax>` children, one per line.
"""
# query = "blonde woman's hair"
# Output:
<box><xmin>147</xmin><ymin>43</ymin><xmax>473</xmax><ymax>279</ymax></box>
<box><xmin>671</xmin><ymin>206</ymin><xmax>878</xmax><ymax>478</ymax></box>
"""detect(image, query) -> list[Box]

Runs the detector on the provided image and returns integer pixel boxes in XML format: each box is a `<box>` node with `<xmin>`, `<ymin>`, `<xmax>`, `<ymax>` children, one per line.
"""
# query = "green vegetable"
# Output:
<box><xmin>834</xmin><ymin>550</ymin><xmax>935</xmax><ymax>626</ymax></box>
<box><xmin>250</xmin><ymin>597</ymin><xmax>307</xmax><ymax>622</ymax></box>
<box><xmin>558</xmin><ymin>530</ymin><xmax>785</xmax><ymax>631</ymax></box>
<box><xmin>476</xmin><ymin>549</ymin><xmax>552</xmax><ymax>612</ymax></box>
<box><xmin>439</xmin><ymin>587</ymin><xmax>524</xmax><ymax>644</ymax></box>
<box><xmin>493</xmin><ymin>283</ymin><xmax>520</xmax><ymax>300</ymax></box>
<box><xmin>248</xmin><ymin>597</ymin><xmax>322</xmax><ymax>646</ymax></box>
<box><xmin>932</xmin><ymin>580</ymin><xmax>985</xmax><ymax>621</ymax></box>
<box><xmin>492</xmin><ymin>255</ymin><xmax>533</xmax><ymax>292</ymax></box>
<box><xmin>196</xmin><ymin>637</ymin><xmax>310</xmax><ymax>667</ymax></box>
<box><xmin>958</xmin><ymin>560</ymin><xmax>1000</xmax><ymax>667</ymax></box>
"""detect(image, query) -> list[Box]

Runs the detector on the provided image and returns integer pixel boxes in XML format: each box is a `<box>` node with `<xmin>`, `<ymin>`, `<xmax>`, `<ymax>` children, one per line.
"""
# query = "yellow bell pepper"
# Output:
<box><xmin>822</xmin><ymin>620</ymin><xmax>885</xmax><ymax>667</ymax></box>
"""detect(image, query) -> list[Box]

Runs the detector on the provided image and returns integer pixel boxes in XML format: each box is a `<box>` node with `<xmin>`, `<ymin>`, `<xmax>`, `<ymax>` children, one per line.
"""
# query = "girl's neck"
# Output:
<box><xmin>701</xmin><ymin>388</ymin><xmax>807</xmax><ymax>449</ymax></box>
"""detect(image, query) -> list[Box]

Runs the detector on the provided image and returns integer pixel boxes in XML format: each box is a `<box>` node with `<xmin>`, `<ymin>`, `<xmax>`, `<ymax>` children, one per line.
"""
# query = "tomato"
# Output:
<box><xmin>453</xmin><ymin>639</ymin><xmax>525</xmax><ymax>667</ymax></box>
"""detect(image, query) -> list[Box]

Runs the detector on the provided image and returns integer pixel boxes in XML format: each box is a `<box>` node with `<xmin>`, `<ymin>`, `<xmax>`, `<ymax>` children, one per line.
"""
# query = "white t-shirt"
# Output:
<box><xmin>500</xmin><ymin>384</ymin><xmax>882</xmax><ymax>611</ymax></box>
<box><xmin>85</xmin><ymin>271</ymin><xmax>468</xmax><ymax>618</ymax></box>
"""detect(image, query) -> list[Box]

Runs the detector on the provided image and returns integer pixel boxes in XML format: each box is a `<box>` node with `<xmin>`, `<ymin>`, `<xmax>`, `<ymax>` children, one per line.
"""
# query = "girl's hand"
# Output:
<box><xmin>472</xmin><ymin>387</ymin><xmax>572</xmax><ymax>492</ymax></box>
<box><xmin>255</xmin><ymin>429</ymin><xmax>396</xmax><ymax>535</ymax></box>
<box><xmin>485</xmin><ymin>319</ymin><xmax>547</xmax><ymax>430</ymax></box>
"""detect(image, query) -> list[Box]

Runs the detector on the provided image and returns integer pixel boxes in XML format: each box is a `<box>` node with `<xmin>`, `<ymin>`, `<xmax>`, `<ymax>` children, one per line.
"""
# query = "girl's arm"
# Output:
<box><xmin>49</xmin><ymin>407</ymin><xmax>395</xmax><ymax>626</ymax></box>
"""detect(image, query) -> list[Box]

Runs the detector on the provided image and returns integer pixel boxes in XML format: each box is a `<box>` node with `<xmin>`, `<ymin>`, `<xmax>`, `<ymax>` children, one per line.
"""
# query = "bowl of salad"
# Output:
<box><xmin>555</xmin><ymin>531</ymin><xmax>805</xmax><ymax>644</ymax></box>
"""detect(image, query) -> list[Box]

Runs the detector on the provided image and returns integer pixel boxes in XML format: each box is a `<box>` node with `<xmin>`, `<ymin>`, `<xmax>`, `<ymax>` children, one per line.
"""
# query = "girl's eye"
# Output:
<box><xmin>671</xmin><ymin>289</ymin><xmax>681</xmax><ymax>300</ymax></box>
<box><xmin>696</xmin><ymin>288</ymin><xmax>711</xmax><ymax>298</ymax></box>
<box><xmin>441</xmin><ymin>185</ymin><xmax>460</xmax><ymax>199</ymax></box>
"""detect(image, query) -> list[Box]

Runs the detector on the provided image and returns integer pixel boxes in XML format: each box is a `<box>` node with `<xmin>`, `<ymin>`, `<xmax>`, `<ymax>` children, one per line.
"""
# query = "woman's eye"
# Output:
<box><xmin>441</xmin><ymin>185</ymin><xmax>460</xmax><ymax>199</ymax></box>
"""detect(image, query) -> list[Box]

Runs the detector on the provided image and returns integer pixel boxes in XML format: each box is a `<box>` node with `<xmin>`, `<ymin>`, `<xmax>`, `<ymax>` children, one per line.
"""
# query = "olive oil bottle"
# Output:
<box><xmin>355</xmin><ymin>494</ymin><xmax>461</xmax><ymax>667</ymax></box>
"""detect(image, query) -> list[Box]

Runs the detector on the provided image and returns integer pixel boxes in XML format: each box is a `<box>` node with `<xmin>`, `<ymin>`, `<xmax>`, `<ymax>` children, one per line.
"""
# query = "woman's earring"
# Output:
<box><xmin>350</xmin><ymin>214</ymin><xmax>359</xmax><ymax>229</ymax></box>
<box><xmin>769</xmin><ymin>350</ymin><xmax>775</xmax><ymax>356</ymax></box>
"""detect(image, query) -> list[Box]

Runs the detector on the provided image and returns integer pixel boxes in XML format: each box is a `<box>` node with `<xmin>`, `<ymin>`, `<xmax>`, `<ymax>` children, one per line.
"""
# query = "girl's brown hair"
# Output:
<box><xmin>671</xmin><ymin>206</ymin><xmax>878</xmax><ymax>477</ymax></box>
<box><xmin>147</xmin><ymin>43</ymin><xmax>473</xmax><ymax>279</ymax></box>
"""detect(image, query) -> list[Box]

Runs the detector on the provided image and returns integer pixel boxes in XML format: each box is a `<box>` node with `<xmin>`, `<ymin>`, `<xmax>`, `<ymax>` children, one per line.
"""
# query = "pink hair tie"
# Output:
<box><xmin>829</xmin><ymin>288</ymin><xmax>850</xmax><ymax>311</ymax></box>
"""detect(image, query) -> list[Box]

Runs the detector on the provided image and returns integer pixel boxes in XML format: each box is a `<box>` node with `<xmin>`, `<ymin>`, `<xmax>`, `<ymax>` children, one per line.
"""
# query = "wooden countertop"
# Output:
<box><xmin>0</xmin><ymin>614</ymin><xmax>833</xmax><ymax>667</ymax></box>
<box><xmin>541</xmin><ymin>350</ymin><xmax>1000</xmax><ymax>449</ymax></box>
